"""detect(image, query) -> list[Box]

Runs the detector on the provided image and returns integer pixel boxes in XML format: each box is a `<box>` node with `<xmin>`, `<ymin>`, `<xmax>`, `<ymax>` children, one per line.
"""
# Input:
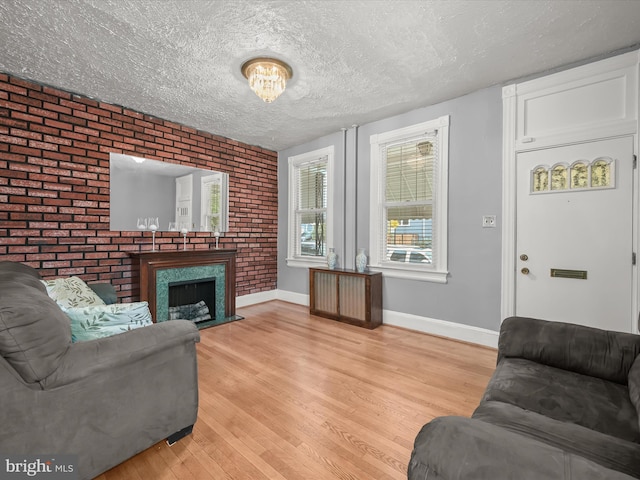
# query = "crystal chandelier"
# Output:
<box><xmin>241</xmin><ymin>57</ymin><xmax>293</xmax><ymax>103</ymax></box>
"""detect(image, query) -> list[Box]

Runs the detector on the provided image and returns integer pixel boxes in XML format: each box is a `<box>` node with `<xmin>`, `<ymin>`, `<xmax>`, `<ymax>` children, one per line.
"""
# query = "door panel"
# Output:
<box><xmin>175</xmin><ymin>174</ymin><xmax>193</xmax><ymax>230</ymax></box>
<box><xmin>515</xmin><ymin>136</ymin><xmax>634</xmax><ymax>332</ymax></box>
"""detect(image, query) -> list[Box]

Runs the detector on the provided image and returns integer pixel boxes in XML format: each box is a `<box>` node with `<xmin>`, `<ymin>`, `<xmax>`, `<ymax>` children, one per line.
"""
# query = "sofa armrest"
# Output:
<box><xmin>41</xmin><ymin>320</ymin><xmax>199</xmax><ymax>389</ymax></box>
<box><xmin>409</xmin><ymin>416</ymin><xmax>636</xmax><ymax>480</ymax></box>
<box><xmin>498</xmin><ymin>316</ymin><xmax>640</xmax><ymax>384</ymax></box>
<box><xmin>87</xmin><ymin>282</ymin><xmax>117</xmax><ymax>305</ymax></box>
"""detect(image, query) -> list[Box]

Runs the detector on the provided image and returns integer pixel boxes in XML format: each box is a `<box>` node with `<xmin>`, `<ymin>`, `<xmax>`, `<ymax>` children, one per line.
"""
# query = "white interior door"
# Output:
<box><xmin>515</xmin><ymin>136</ymin><xmax>634</xmax><ymax>332</ymax></box>
<box><xmin>175</xmin><ymin>174</ymin><xmax>193</xmax><ymax>231</ymax></box>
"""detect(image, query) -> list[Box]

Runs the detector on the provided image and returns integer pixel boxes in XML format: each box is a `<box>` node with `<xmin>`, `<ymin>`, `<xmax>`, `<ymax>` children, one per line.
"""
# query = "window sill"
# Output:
<box><xmin>369</xmin><ymin>264</ymin><xmax>449</xmax><ymax>283</ymax></box>
<box><xmin>286</xmin><ymin>257</ymin><xmax>327</xmax><ymax>269</ymax></box>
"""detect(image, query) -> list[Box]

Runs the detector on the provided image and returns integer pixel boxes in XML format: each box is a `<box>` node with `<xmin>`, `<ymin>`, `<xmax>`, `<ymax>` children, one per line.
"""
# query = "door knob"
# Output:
<box><xmin>521</xmin><ymin>267</ymin><xmax>530</xmax><ymax>275</ymax></box>
<box><xmin>520</xmin><ymin>254</ymin><xmax>528</xmax><ymax>261</ymax></box>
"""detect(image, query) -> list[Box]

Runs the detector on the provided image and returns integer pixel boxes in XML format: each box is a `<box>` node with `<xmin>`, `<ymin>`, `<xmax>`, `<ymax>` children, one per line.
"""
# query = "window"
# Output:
<box><xmin>287</xmin><ymin>146</ymin><xmax>334</xmax><ymax>267</ymax></box>
<box><xmin>200</xmin><ymin>173</ymin><xmax>229</xmax><ymax>232</ymax></box>
<box><xmin>369</xmin><ymin>116</ymin><xmax>449</xmax><ymax>282</ymax></box>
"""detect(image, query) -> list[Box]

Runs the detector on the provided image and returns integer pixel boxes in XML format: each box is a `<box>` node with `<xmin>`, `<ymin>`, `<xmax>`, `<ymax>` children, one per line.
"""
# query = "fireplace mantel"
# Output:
<box><xmin>130</xmin><ymin>249</ymin><xmax>237</xmax><ymax>322</ymax></box>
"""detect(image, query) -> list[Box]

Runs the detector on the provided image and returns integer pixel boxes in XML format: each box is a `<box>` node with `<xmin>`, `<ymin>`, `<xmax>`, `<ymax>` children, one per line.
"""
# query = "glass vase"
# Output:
<box><xmin>327</xmin><ymin>248</ymin><xmax>338</xmax><ymax>269</ymax></box>
<box><xmin>355</xmin><ymin>248</ymin><xmax>367</xmax><ymax>273</ymax></box>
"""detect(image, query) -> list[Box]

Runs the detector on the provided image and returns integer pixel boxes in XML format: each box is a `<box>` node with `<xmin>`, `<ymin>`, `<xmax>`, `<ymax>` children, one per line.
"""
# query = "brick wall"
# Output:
<box><xmin>0</xmin><ymin>73</ymin><xmax>278</xmax><ymax>301</ymax></box>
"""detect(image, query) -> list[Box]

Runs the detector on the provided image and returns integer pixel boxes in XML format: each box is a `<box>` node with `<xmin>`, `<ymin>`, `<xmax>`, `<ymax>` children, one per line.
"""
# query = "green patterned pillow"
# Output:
<box><xmin>63</xmin><ymin>302</ymin><xmax>153</xmax><ymax>342</ymax></box>
<box><xmin>41</xmin><ymin>276</ymin><xmax>106</xmax><ymax>309</ymax></box>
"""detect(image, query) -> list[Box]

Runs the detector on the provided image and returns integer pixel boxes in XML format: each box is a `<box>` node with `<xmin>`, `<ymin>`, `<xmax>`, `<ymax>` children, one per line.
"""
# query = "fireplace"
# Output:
<box><xmin>169</xmin><ymin>277</ymin><xmax>216</xmax><ymax>324</ymax></box>
<box><xmin>155</xmin><ymin>264</ymin><xmax>226</xmax><ymax>323</ymax></box>
<box><xmin>130</xmin><ymin>249</ymin><xmax>241</xmax><ymax>329</ymax></box>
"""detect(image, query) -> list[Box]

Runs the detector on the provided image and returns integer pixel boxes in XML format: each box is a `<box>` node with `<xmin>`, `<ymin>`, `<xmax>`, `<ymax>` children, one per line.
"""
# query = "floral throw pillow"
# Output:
<box><xmin>63</xmin><ymin>302</ymin><xmax>153</xmax><ymax>342</ymax></box>
<box><xmin>41</xmin><ymin>276</ymin><xmax>106</xmax><ymax>309</ymax></box>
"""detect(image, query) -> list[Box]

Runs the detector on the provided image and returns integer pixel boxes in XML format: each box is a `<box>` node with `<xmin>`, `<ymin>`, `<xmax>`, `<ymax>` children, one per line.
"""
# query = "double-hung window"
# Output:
<box><xmin>369</xmin><ymin>116</ymin><xmax>449</xmax><ymax>282</ymax></box>
<box><xmin>287</xmin><ymin>146</ymin><xmax>334</xmax><ymax>267</ymax></box>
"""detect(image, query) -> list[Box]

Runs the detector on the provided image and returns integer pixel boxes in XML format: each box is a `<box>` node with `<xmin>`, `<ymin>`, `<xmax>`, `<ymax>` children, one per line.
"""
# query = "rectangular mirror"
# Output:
<box><xmin>109</xmin><ymin>153</ymin><xmax>229</xmax><ymax>232</ymax></box>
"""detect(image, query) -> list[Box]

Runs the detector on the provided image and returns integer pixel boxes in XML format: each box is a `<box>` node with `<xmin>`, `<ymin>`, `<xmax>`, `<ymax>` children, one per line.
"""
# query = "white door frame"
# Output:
<box><xmin>501</xmin><ymin>53</ymin><xmax>640</xmax><ymax>333</ymax></box>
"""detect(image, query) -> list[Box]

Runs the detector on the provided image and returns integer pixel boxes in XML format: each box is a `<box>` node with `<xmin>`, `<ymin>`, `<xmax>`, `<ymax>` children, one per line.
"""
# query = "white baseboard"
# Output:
<box><xmin>237</xmin><ymin>290</ymin><xmax>498</xmax><ymax>348</ymax></box>
<box><xmin>276</xmin><ymin>290</ymin><xmax>309</xmax><ymax>306</ymax></box>
<box><xmin>236</xmin><ymin>290</ymin><xmax>279</xmax><ymax>308</ymax></box>
<box><xmin>236</xmin><ymin>289</ymin><xmax>309</xmax><ymax>308</ymax></box>
<box><xmin>383</xmin><ymin>310</ymin><xmax>499</xmax><ymax>348</ymax></box>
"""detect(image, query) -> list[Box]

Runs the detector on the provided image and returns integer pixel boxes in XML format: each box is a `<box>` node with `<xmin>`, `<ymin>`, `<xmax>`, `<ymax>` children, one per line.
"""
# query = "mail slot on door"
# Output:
<box><xmin>550</xmin><ymin>269</ymin><xmax>587</xmax><ymax>280</ymax></box>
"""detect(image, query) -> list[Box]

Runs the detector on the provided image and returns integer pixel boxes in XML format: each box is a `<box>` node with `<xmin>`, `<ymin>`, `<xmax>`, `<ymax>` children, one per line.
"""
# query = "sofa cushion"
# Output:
<box><xmin>409</xmin><ymin>416</ymin><xmax>638</xmax><ymax>480</ymax></box>
<box><xmin>499</xmin><ymin>316</ymin><xmax>640</xmax><ymax>384</ymax></box>
<box><xmin>473</xmin><ymin>400</ymin><xmax>640</xmax><ymax>478</ymax></box>
<box><xmin>0</xmin><ymin>269</ymin><xmax>72</xmax><ymax>384</ymax></box>
<box><xmin>41</xmin><ymin>276</ymin><xmax>106</xmax><ymax>309</ymax></box>
<box><xmin>63</xmin><ymin>302</ymin><xmax>153</xmax><ymax>342</ymax></box>
<box><xmin>87</xmin><ymin>282</ymin><xmax>117</xmax><ymax>305</ymax></box>
<box><xmin>483</xmin><ymin>357</ymin><xmax>640</xmax><ymax>442</ymax></box>
<box><xmin>628</xmin><ymin>355</ymin><xmax>640</xmax><ymax>426</ymax></box>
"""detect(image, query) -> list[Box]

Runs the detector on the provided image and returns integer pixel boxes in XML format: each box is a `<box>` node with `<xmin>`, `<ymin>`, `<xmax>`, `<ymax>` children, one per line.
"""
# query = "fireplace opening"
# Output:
<box><xmin>168</xmin><ymin>277</ymin><xmax>216</xmax><ymax>324</ymax></box>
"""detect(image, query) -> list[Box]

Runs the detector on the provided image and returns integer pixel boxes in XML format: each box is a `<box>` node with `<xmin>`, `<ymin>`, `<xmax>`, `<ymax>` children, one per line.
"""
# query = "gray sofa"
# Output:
<box><xmin>0</xmin><ymin>261</ymin><xmax>200</xmax><ymax>479</ymax></box>
<box><xmin>409</xmin><ymin>316</ymin><xmax>640</xmax><ymax>479</ymax></box>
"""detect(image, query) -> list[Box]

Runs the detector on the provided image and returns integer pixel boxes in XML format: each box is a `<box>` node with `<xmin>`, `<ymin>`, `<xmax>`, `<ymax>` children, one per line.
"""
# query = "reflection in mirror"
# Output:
<box><xmin>109</xmin><ymin>153</ymin><xmax>229</xmax><ymax>232</ymax></box>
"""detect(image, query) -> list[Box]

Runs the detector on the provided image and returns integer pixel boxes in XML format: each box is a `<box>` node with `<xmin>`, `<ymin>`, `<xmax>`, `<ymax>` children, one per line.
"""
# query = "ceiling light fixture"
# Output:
<box><xmin>241</xmin><ymin>57</ymin><xmax>293</xmax><ymax>103</ymax></box>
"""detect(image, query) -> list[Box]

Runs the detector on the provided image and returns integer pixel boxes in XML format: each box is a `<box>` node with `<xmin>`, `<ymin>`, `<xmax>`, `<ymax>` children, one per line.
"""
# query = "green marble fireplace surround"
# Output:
<box><xmin>130</xmin><ymin>249</ymin><xmax>239</xmax><ymax>328</ymax></box>
<box><xmin>156</xmin><ymin>264</ymin><xmax>226</xmax><ymax>324</ymax></box>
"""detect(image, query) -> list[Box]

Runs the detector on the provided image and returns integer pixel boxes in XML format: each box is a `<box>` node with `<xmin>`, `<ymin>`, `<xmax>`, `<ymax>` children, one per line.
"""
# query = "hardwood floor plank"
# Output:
<box><xmin>100</xmin><ymin>300</ymin><xmax>497</xmax><ymax>479</ymax></box>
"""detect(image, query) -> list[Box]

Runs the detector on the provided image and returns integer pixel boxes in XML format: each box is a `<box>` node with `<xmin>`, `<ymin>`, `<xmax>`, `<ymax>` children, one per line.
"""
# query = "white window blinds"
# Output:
<box><xmin>381</xmin><ymin>133</ymin><xmax>437</xmax><ymax>264</ymax></box>
<box><xmin>293</xmin><ymin>156</ymin><xmax>328</xmax><ymax>257</ymax></box>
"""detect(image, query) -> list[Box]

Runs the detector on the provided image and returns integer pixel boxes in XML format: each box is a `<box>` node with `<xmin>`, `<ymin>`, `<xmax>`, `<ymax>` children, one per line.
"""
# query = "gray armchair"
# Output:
<box><xmin>0</xmin><ymin>261</ymin><xmax>200</xmax><ymax>480</ymax></box>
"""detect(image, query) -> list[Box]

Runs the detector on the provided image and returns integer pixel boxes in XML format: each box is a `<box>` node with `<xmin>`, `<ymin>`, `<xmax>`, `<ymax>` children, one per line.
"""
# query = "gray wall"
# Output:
<box><xmin>278</xmin><ymin>85</ymin><xmax>503</xmax><ymax>331</ymax></box>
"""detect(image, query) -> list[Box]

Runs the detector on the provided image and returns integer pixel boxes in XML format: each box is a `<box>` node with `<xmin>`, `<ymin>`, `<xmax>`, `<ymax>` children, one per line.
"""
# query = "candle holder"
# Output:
<box><xmin>213</xmin><ymin>230</ymin><xmax>220</xmax><ymax>249</ymax></box>
<box><xmin>148</xmin><ymin>217</ymin><xmax>159</xmax><ymax>251</ymax></box>
<box><xmin>181</xmin><ymin>227</ymin><xmax>189</xmax><ymax>251</ymax></box>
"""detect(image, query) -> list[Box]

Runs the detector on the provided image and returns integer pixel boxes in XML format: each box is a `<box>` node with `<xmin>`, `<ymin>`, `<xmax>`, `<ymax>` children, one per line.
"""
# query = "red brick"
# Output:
<box><xmin>42</xmin><ymin>86</ymin><xmax>71</xmax><ymax>99</ymax></box>
<box><xmin>60</xmin><ymin>99</ymin><xmax>88</xmax><ymax>111</ymax></box>
<box><xmin>44</xmin><ymin>119</ymin><xmax>73</xmax><ymax>131</ymax></box>
<box><xmin>0</xmin><ymin>99</ymin><xmax>27</xmax><ymax>112</ymax></box>
<box><xmin>29</xmin><ymin>140</ymin><xmax>59</xmax><ymax>151</ymax></box>
<box><xmin>73</xmin><ymin>110</ymin><xmax>99</xmax><ymax>122</ymax></box>
<box><xmin>30</xmin><ymin>124</ymin><xmax>61</xmax><ymax>136</ymax></box>
<box><xmin>12</xmin><ymin>112</ymin><xmax>44</xmax><ymax>124</ymax></box>
<box><xmin>100</xmin><ymin>103</ymin><xmax>123</xmax><ymax>114</ymax></box>
<box><xmin>74</xmin><ymin>96</ymin><xmax>99</xmax><ymax>108</ymax></box>
<box><xmin>0</xmin><ymin>83</ymin><xmax>27</xmax><ymax>96</ymax></box>
<box><xmin>10</xmin><ymin>94</ymin><xmax>41</xmax><ymax>108</ymax></box>
<box><xmin>29</xmin><ymin>91</ymin><xmax>60</xmax><ymax>104</ymax></box>
<box><xmin>0</xmin><ymin>134</ymin><xmax>27</xmax><ymax>145</ymax></box>
<box><xmin>60</xmin><ymin>130</ymin><xmax>88</xmax><ymax>141</ymax></box>
<box><xmin>28</xmin><ymin>106</ymin><xmax>58</xmax><ymax>120</ymax></box>
<box><xmin>74</xmin><ymin>125</ymin><xmax>101</xmax><ymax>137</ymax></box>
<box><xmin>59</xmin><ymin>114</ymin><xmax>86</xmax><ymax>126</ymax></box>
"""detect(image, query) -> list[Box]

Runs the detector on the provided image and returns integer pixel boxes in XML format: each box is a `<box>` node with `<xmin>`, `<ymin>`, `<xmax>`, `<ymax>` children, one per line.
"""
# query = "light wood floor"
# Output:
<box><xmin>96</xmin><ymin>301</ymin><xmax>497</xmax><ymax>480</ymax></box>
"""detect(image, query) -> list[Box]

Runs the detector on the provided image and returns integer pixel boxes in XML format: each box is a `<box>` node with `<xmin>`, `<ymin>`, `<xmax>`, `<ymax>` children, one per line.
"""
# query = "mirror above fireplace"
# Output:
<box><xmin>109</xmin><ymin>153</ymin><xmax>229</xmax><ymax>232</ymax></box>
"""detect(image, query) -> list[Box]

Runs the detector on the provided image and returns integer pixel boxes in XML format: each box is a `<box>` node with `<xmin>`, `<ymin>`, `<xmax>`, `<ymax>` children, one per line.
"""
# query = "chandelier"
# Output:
<box><xmin>241</xmin><ymin>57</ymin><xmax>293</xmax><ymax>103</ymax></box>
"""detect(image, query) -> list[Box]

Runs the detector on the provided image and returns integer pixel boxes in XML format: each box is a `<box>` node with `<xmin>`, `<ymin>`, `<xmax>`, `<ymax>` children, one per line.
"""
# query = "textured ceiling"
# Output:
<box><xmin>1</xmin><ymin>0</ymin><xmax>640</xmax><ymax>151</ymax></box>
